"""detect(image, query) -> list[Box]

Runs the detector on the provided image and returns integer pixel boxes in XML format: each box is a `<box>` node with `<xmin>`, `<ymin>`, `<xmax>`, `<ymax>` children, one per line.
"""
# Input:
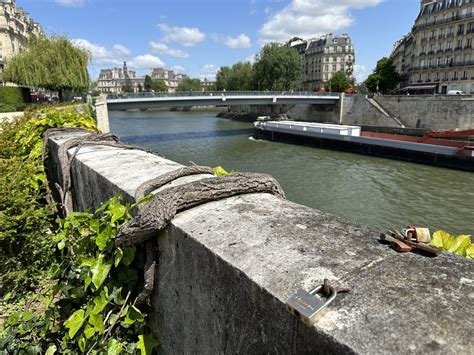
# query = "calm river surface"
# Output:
<box><xmin>110</xmin><ymin>110</ymin><xmax>474</xmax><ymax>236</ymax></box>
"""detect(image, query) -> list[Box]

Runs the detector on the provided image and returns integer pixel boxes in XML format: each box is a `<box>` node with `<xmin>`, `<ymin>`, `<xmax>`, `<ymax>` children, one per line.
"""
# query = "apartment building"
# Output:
<box><xmin>0</xmin><ymin>0</ymin><xmax>42</xmax><ymax>75</ymax></box>
<box><xmin>289</xmin><ymin>33</ymin><xmax>355</xmax><ymax>91</ymax></box>
<box><xmin>392</xmin><ymin>0</ymin><xmax>474</xmax><ymax>94</ymax></box>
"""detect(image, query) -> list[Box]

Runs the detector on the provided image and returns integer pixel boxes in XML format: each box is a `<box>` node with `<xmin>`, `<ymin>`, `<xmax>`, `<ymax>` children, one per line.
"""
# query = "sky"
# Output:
<box><xmin>17</xmin><ymin>0</ymin><xmax>421</xmax><ymax>83</ymax></box>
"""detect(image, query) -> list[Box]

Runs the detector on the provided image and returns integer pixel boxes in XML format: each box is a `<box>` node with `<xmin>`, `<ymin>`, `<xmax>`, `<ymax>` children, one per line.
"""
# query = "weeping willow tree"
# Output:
<box><xmin>3</xmin><ymin>35</ymin><xmax>90</xmax><ymax>101</ymax></box>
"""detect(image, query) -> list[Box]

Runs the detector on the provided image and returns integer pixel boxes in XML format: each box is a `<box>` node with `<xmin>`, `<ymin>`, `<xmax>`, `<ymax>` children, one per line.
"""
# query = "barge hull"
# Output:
<box><xmin>254</xmin><ymin>129</ymin><xmax>474</xmax><ymax>172</ymax></box>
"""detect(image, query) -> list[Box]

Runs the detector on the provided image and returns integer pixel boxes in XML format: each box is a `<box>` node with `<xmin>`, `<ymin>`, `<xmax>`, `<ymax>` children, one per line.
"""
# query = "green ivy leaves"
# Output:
<box><xmin>430</xmin><ymin>230</ymin><xmax>473</xmax><ymax>258</ymax></box>
<box><xmin>64</xmin><ymin>310</ymin><xmax>86</xmax><ymax>339</ymax></box>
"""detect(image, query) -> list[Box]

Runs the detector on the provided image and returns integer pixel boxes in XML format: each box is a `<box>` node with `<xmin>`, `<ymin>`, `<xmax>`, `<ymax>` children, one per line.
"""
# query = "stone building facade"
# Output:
<box><xmin>97</xmin><ymin>62</ymin><xmax>143</xmax><ymax>94</ymax></box>
<box><xmin>392</xmin><ymin>0</ymin><xmax>474</xmax><ymax>94</ymax></box>
<box><xmin>0</xmin><ymin>0</ymin><xmax>42</xmax><ymax>76</ymax></box>
<box><xmin>289</xmin><ymin>33</ymin><xmax>355</xmax><ymax>91</ymax></box>
<box><xmin>98</xmin><ymin>66</ymin><xmax>189</xmax><ymax>94</ymax></box>
<box><xmin>150</xmin><ymin>68</ymin><xmax>187</xmax><ymax>93</ymax></box>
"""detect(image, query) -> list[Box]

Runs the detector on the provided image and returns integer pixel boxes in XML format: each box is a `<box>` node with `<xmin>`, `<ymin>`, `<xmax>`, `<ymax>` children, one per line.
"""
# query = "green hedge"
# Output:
<box><xmin>0</xmin><ymin>86</ymin><xmax>31</xmax><ymax>112</ymax></box>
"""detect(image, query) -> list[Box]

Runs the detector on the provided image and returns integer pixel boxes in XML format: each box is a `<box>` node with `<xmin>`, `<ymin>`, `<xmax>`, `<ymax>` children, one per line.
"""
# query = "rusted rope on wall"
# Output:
<box><xmin>43</xmin><ymin>128</ymin><xmax>162</xmax><ymax>216</ymax></box>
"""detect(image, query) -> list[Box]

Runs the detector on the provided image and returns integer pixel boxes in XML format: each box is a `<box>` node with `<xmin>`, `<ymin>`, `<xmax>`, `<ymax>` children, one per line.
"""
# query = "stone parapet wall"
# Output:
<box><xmin>373</xmin><ymin>95</ymin><xmax>474</xmax><ymax>130</ymax></box>
<box><xmin>46</xmin><ymin>131</ymin><xmax>474</xmax><ymax>354</ymax></box>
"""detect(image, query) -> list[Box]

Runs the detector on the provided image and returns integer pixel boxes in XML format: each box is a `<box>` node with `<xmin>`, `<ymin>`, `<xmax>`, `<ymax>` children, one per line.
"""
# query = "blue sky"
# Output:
<box><xmin>17</xmin><ymin>0</ymin><xmax>420</xmax><ymax>82</ymax></box>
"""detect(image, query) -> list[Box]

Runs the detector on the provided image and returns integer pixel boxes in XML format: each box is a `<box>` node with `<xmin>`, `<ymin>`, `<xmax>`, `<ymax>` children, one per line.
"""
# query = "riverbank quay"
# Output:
<box><xmin>43</xmin><ymin>128</ymin><xmax>474</xmax><ymax>354</ymax></box>
<box><xmin>228</xmin><ymin>94</ymin><xmax>474</xmax><ymax>131</ymax></box>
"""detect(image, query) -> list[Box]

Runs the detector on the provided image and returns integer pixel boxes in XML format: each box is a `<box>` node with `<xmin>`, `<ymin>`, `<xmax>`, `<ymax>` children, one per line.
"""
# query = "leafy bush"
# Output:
<box><xmin>0</xmin><ymin>106</ymin><xmax>96</xmax><ymax>296</ymax></box>
<box><xmin>0</xmin><ymin>87</ymin><xmax>31</xmax><ymax>112</ymax></box>
<box><xmin>1</xmin><ymin>196</ymin><xmax>158</xmax><ymax>353</ymax></box>
<box><xmin>1</xmin><ymin>106</ymin><xmax>158</xmax><ymax>353</ymax></box>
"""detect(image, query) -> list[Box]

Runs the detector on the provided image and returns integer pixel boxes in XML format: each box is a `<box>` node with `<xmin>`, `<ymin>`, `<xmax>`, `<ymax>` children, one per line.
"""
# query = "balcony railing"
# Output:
<box><xmin>411</xmin><ymin>60</ymin><xmax>474</xmax><ymax>71</ymax></box>
<box><xmin>413</xmin><ymin>11</ymin><xmax>474</xmax><ymax>31</ymax></box>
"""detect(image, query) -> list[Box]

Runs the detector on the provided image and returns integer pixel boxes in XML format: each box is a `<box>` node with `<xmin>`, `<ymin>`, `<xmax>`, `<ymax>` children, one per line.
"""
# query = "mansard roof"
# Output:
<box><xmin>420</xmin><ymin>0</ymin><xmax>472</xmax><ymax>17</ymax></box>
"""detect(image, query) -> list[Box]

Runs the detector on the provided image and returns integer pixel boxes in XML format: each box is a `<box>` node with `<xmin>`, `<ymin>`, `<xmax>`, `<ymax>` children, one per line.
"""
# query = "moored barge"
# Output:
<box><xmin>254</xmin><ymin>121</ymin><xmax>474</xmax><ymax>172</ymax></box>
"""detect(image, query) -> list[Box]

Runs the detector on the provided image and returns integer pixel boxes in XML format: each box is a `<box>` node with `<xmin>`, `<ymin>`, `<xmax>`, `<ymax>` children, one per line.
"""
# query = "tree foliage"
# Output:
<box><xmin>215</xmin><ymin>62</ymin><xmax>254</xmax><ymax>91</ymax></box>
<box><xmin>365</xmin><ymin>57</ymin><xmax>401</xmax><ymax>94</ymax></box>
<box><xmin>325</xmin><ymin>71</ymin><xmax>353</xmax><ymax>92</ymax></box>
<box><xmin>253</xmin><ymin>43</ymin><xmax>301</xmax><ymax>90</ymax></box>
<box><xmin>122</xmin><ymin>77</ymin><xmax>134</xmax><ymax>93</ymax></box>
<box><xmin>143</xmin><ymin>75</ymin><xmax>167</xmax><ymax>92</ymax></box>
<box><xmin>3</xmin><ymin>35</ymin><xmax>90</xmax><ymax>98</ymax></box>
<box><xmin>177</xmin><ymin>78</ymin><xmax>202</xmax><ymax>92</ymax></box>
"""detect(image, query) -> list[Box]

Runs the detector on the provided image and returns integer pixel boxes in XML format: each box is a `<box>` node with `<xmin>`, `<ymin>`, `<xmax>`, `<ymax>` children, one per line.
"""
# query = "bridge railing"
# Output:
<box><xmin>106</xmin><ymin>91</ymin><xmax>341</xmax><ymax>100</ymax></box>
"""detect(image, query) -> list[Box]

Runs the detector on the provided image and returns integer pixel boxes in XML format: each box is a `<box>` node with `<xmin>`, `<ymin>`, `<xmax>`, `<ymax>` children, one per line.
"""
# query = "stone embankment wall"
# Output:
<box><xmin>234</xmin><ymin>95</ymin><xmax>474</xmax><ymax>130</ymax></box>
<box><xmin>372</xmin><ymin>95</ymin><xmax>474</xmax><ymax>130</ymax></box>
<box><xmin>46</xmin><ymin>130</ymin><xmax>474</xmax><ymax>354</ymax></box>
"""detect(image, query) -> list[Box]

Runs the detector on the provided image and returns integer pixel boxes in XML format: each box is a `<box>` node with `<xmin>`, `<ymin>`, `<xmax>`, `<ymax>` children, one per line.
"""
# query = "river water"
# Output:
<box><xmin>110</xmin><ymin>110</ymin><xmax>474</xmax><ymax>236</ymax></box>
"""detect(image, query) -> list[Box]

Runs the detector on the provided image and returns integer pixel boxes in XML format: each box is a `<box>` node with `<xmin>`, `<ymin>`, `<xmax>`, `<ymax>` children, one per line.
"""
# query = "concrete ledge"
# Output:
<box><xmin>46</xmin><ymin>131</ymin><xmax>474</xmax><ymax>354</ymax></box>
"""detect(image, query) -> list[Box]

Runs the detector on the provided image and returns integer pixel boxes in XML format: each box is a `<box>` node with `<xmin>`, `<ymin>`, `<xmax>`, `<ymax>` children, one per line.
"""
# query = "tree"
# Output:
<box><xmin>325</xmin><ymin>71</ymin><xmax>353</xmax><ymax>92</ymax></box>
<box><xmin>215</xmin><ymin>62</ymin><xmax>254</xmax><ymax>91</ymax></box>
<box><xmin>253</xmin><ymin>43</ymin><xmax>301</xmax><ymax>91</ymax></box>
<box><xmin>151</xmin><ymin>80</ymin><xmax>167</xmax><ymax>92</ymax></box>
<box><xmin>177</xmin><ymin>78</ymin><xmax>202</xmax><ymax>92</ymax></box>
<box><xmin>143</xmin><ymin>75</ymin><xmax>167</xmax><ymax>92</ymax></box>
<box><xmin>3</xmin><ymin>35</ymin><xmax>90</xmax><ymax>101</ymax></box>
<box><xmin>215</xmin><ymin>66</ymin><xmax>231</xmax><ymax>91</ymax></box>
<box><xmin>144</xmin><ymin>75</ymin><xmax>153</xmax><ymax>91</ymax></box>
<box><xmin>122</xmin><ymin>77</ymin><xmax>134</xmax><ymax>93</ymax></box>
<box><xmin>365</xmin><ymin>57</ymin><xmax>401</xmax><ymax>94</ymax></box>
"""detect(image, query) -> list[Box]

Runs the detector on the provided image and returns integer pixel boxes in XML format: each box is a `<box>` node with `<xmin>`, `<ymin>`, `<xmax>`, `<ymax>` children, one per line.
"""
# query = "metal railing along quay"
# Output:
<box><xmin>106</xmin><ymin>91</ymin><xmax>341</xmax><ymax>101</ymax></box>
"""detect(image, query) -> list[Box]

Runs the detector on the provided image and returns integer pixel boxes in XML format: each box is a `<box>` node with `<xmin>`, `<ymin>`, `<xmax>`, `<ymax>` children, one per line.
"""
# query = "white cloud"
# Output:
<box><xmin>224</xmin><ymin>34</ymin><xmax>252</xmax><ymax>49</ymax></box>
<box><xmin>158</xmin><ymin>23</ymin><xmax>206</xmax><ymax>47</ymax></box>
<box><xmin>171</xmin><ymin>65</ymin><xmax>185</xmax><ymax>73</ymax></box>
<box><xmin>212</xmin><ymin>33</ymin><xmax>252</xmax><ymax>49</ymax></box>
<box><xmin>113</xmin><ymin>44</ymin><xmax>131</xmax><ymax>56</ymax></box>
<box><xmin>129</xmin><ymin>54</ymin><xmax>165</xmax><ymax>70</ymax></box>
<box><xmin>55</xmin><ymin>0</ymin><xmax>85</xmax><ymax>7</ymax></box>
<box><xmin>73</xmin><ymin>39</ymin><xmax>129</xmax><ymax>66</ymax></box>
<box><xmin>198</xmin><ymin>64</ymin><xmax>218</xmax><ymax>80</ymax></box>
<box><xmin>149</xmin><ymin>42</ymin><xmax>189</xmax><ymax>58</ymax></box>
<box><xmin>259</xmin><ymin>0</ymin><xmax>382</xmax><ymax>43</ymax></box>
<box><xmin>354</xmin><ymin>64</ymin><xmax>369</xmax><ymax>83</ymax></box>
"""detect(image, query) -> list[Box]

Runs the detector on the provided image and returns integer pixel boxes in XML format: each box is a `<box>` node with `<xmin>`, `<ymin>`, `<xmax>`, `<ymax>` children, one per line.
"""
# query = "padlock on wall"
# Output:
<box><xmin>285</xmin><ymin>285</ymin><xmax>337</xmax><ymax>327</ymax></box>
